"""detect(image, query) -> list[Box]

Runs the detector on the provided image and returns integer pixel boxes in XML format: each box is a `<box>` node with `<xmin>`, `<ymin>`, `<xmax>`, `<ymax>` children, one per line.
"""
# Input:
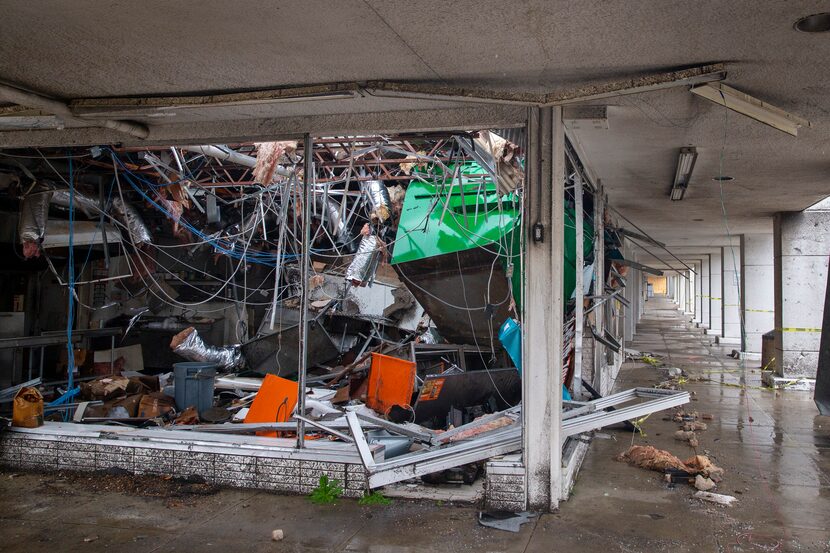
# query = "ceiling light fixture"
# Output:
<box><xmin>691</xmin><ymin>83</ymin><xmax>811</xmax><ymax>136</ymax></box>
<box><xmin>669</xmin><ymin>147</ymin><xmax>698</xmax><ymax>201</ymax></box>
<box><xmin>794</xmin><ymin>13</ymin><xmax>830</xmax><ymax>33</ymax></box>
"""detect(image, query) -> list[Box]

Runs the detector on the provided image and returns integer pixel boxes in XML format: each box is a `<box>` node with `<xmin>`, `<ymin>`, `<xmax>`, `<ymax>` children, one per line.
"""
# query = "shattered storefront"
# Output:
<box><xmin>0</xmin><ymin>122</ymin><xmax>687</xmax><ymax>510</ymax></box>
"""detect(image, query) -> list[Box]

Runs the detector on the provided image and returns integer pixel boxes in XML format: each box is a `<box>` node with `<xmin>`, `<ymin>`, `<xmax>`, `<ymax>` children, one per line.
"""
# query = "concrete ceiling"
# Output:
<box><xmin>1</xmin><ymin>0</ymin><xmax>828</xmax><ymax>248</ymax></box>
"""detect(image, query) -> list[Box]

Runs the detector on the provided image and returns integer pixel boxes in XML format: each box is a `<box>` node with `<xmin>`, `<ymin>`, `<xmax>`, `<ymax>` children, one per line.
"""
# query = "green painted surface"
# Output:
<box><xmin>391</xmin><ymin>161</ymin><xmax>593</xmax><ymax>307</ymax></box>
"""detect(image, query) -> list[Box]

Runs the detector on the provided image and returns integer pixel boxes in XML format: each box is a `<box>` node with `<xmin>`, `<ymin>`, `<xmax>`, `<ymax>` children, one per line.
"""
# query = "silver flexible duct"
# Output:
<box><xmin>19</xmin><ymin>182</ymin><xmax>153</xmax><ymax>255</ymax></box>
<box><xmin>345</xmin><ymin>234</ymin><xmax>381</xmax><ymax>286</ymax></box>
<box><xmin>110</xmin><ymin>197</ymin><xmax>153</xmax><ymax>245</ymax></box>
<box><xmin>18</xmin><ymin>190</ymin><xmax>53</xmax><ymax>244</ymax></box>
<box><xmin>361</xmin><ymin>180</ymin><xmax>391</xmax><ymax>223</ymax></box>
<box><xmin>171</xmin><ymin>327</ymin><xmax>242</xmax><ymax>369</ymax></box>
<box><xmin>314</xmin><ymin>194</ymin><xmax>349</xmax><ymax>245</ymax></box>
<box><xmin>50</xmin><ymin>188</ymin><xmax>100</xmax><ymax>217</ymax></box>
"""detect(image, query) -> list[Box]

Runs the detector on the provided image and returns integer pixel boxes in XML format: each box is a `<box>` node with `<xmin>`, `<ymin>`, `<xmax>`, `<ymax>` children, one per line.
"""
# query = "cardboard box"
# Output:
<box><xmin>138</xmin><ymin>392</ymin><xmax>175</xmax><ymax>418</ymax></box>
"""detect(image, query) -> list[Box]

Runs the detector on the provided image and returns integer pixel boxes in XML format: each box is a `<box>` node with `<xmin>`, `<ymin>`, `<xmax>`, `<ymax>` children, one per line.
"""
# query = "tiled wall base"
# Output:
<box><xmin>484</xmin><ymin>455</ymin><xmax>526</xmax><ymax>511</ymax></box>
<box><xmin>0</xmin><ymin>431</ymin><xmax>368</xmax><ymax>497</ymax></box>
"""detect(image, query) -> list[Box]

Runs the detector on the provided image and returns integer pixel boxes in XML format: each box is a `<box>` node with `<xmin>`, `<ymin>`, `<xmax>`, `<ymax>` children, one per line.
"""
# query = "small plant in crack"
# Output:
<box><xmin>308</xmin><ymin>474</ymin><xmax>343</xmax><ymax>505</ymax></box>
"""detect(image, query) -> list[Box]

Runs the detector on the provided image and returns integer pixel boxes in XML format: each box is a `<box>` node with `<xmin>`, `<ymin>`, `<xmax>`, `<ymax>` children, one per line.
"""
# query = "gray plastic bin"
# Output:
<box><xmin>173</xmin><ymin>362</ymin><xmax>217</xmax><ymax>415</ymax></box>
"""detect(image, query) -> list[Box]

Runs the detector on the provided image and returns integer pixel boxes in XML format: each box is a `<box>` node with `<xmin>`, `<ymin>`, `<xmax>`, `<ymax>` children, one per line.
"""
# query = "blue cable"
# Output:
<box><xmin>106</xmin><ymin>148</ymin><xmax>299</xmax><ymax>265</ymax></box>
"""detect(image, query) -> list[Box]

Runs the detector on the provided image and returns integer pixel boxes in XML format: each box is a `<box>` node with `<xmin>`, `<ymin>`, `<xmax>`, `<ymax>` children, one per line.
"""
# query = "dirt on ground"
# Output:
<box><xmin>22</xmin><ymin>468</ymin><xmax>219</xmax><ymax>507</ymax></box>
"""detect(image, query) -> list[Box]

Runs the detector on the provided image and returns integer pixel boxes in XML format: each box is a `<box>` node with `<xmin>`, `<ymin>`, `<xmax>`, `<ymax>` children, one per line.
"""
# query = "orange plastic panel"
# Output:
<box><xmin>244</xmin><ymin>374</ymin><xmax>299</xmax><ymax>437</ymax></box>
<box><xmin>366</xmin><ymin>352</ymin><xmax>416</xmax><ymax>415</ymax></box>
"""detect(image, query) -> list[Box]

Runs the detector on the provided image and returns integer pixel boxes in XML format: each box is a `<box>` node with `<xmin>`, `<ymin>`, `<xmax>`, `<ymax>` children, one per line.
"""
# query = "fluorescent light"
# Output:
<box><xmin>691</xmin><ymin>83</ymin><xmax>810</xmax><ymax>137</ymax></box>
<box><xmin>669</xmin><ymin>147</ymin><xmax>697</xmax><ymax>201</ymax></box>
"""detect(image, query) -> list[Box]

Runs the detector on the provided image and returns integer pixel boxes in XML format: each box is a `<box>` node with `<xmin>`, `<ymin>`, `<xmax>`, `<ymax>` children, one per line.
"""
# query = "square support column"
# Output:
<box><xmin>592</xmin><ymin>183</ymin><xmax>606</xmax><ymax>391</ymax></box>
<box><xmin>740</xmin><ymin>234</ymin><xmax>774</xmax><ymax>356</ymax></box>
<box><xmin>719</xmin><ymin>245</ymin><xmax>742</xmax><ymax>346</ymax></box>
<box><xmin>773</xmin><ymin>211</ymin><xmax>830</xmax><ymax>379</ymax></box>
<box><xmin>523</xmin><ymin>106</ymin><xmax>564</xmax><ymax>510</ymax></box>
<box><xmin>709</xmin><ymin>251</ymin><xmax>723</xmax><ymax>335</ymax></box>
<box><xmin>685</xmin><ymin>270</ymin><xmax>693</xmax><ymax>315</ymax></box>
<box><xmin>624</xmin><ymin>259</ymin><xmax>635</xmax><ymax>342</ymax></box>
<box><xmin>694</xmin><ymin>261</ymin><xmax>703</xmax><ymax>323</ymax></box>
<box><xmin>700</xmin><ymin>256</ymin><xmax>711</xmax><ymax>329</ymax></box>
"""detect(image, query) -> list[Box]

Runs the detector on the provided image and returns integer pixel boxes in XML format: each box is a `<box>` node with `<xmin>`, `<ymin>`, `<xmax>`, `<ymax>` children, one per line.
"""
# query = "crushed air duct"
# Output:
<box><xmin>111</xmin><ymin>197</ymin><xmax>152</xmax><ymax>245</ymax></box>
<box><xmin>18</xmin><ymin>189</ymin><xmax>53</xmax><ymax>258</ymax></box>
<box><xmin>170</xmin><ymin>327</ymin><xmax>242</xmax><ymax>370</ymax></box>
<box><xmin>361</xmin><ymin>180</ymin><xmax>392</xmax><ymax>223</ymax></box>
<box><xmin>314</xmin><ymin>194</ymin><xmax>350</xmax><ymax>247</ymax></box>
<box><xmin>346</xmin><ymin>231</ymin><xmax>382</xmax><ymax>287</ymax></box>
<box><xmin>20</xmin><ymin>181</ymin><xmax>153</xmax><ymax>248</ymax></box>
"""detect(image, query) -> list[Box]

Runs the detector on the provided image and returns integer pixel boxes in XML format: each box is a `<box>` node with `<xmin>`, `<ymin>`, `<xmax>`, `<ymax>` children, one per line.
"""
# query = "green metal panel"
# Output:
<box><xmin>391</xmin><ymin>161</ymin><xmax>592</xmax><ymax>308</ymax></box>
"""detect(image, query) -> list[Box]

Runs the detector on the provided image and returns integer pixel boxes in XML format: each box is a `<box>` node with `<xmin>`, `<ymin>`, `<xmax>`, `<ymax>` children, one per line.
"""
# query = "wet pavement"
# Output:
<box><xmin>1</xmin><ymin>296</ymin><xmax>828</xmax><ymax>552</ymax></box>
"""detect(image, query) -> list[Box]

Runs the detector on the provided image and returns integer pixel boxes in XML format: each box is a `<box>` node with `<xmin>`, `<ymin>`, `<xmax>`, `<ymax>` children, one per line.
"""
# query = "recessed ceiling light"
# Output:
<box><xmin>794</xmin><ymin>13</ymin><xmax>830</xmax><ymax>33</ymax></box>
<box><xmin>712</xmin><ymin>176</ymin><xmax>734</xmax><ymax>182</ymax></box>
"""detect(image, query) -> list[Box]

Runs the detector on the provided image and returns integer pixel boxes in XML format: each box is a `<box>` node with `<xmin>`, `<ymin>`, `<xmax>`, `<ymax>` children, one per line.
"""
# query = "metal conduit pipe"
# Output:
<box><xmin>180</xmin><ymin>145</ymin><xmax>293</xmax><ymax>178</ymax></box>
<box><xmin>0</xmin><ymin>83</ymin><xmax>149</xmax><ymax>139</ymax></box>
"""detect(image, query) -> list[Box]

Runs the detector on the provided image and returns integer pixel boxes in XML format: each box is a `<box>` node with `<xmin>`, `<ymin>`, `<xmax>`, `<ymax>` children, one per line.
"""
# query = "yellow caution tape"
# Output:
<box><xmin>745</xmin><ymin>308</ymin><xmax>774</xmax><ymax>313</ymax></box>
<box><xmin>778</xmin><ymin>327</ymin><xmax>822</xmax><ymax>333</ymax></box>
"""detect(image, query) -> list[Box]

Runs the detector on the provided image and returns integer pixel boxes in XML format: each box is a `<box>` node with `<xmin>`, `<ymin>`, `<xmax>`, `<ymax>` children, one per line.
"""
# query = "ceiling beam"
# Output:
<box><xmin>0</xmin><ymin>83</ymin><xmax>149</xmax><ymax>139</ymax></box>
<box><xmin>0</xmin><ymin>105</ymin><xmax>527</xmax><ymax>148</ymax></box>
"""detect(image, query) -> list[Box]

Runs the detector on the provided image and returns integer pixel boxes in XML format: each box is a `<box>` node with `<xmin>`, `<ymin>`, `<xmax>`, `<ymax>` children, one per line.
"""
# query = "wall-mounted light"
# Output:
<box><xmin>669</xmin><ymin>147</ymin><xmax>698</xmax><ymax>201</ymax></box>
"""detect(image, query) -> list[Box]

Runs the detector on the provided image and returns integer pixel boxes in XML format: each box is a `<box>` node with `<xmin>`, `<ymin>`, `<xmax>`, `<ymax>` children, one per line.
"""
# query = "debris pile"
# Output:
<box><xmin>0</xmin><ymin>131</ymin><xmax>689</xmax><ymax>497</ymax></box>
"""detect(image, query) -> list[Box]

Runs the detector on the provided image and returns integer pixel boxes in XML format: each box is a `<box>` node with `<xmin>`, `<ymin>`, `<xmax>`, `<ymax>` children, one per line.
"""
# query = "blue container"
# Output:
<box><xmin>173</xmin><ymin>362</ymin><xmax>217</xmax><ymax>415</ymax></box>
<box><xmin>498</xmin><ymin>318</ymin><xmax>572</xmax><ymax>401</ymax></box>
<box><xmin>499</xmin><ymin>318</ymin><xmax>522</xmax><ymax>373</ymax></box>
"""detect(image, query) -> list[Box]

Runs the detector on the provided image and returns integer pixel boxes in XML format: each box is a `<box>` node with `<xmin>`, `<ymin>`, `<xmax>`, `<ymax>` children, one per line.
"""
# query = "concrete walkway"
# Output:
<box><xmin>1</xmin><ymin>296</ymin><xmax>828</xmax><ymax>552</ymax></box>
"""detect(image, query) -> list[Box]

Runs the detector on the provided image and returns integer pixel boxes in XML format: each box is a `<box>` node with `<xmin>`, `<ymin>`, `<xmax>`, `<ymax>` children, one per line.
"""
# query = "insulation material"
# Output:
<box><xmin>474</xmin><ymin>130</ymin><xmax>523</xmax><ymax>194</ymax></box>
<box><xmin>170</xmin><ymin>327</ymin><xmax>242</xmax><ymax>369</ymax></box>
<box><xmin>18</xmin><ymin>190</ymin><xmax>52</xmax><ymax>257</ymax></box>
<box><xmin>253</xmin><ymin>141</ymin><xmax>297</xmax><ymax>184</ymax></box>
<box><xmin>361</xmin><ymin>180</ymin><xmax>392</xmax><ymax>223</ymax></box>
<box><xmin>345</xmin><ymin>231</ymin><xmax>382</xmax><ymax>286</ymax></box>
<box><xmin>615</xmin><ymin>445</ymin><xmax>724</xmax><ymax>480</ymax></box>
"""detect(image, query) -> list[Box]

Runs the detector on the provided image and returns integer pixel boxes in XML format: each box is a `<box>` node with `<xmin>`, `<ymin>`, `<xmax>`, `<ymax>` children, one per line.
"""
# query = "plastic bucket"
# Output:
<box><xmin>173</xmin><ymin>362</ymin><xmax>217</xmax><ymax>415</ymax></box>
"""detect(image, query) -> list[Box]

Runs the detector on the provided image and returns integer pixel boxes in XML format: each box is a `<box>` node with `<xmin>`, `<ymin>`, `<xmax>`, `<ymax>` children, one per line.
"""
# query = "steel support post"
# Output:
<box><xmin>296</xmin><ymin>133</ymin><xmax>312</xmax><ymax>449</ymax></box>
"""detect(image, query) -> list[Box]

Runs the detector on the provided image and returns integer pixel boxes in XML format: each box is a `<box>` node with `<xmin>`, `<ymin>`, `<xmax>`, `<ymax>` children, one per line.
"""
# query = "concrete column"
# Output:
<box><xmin>685</xmin><ymin>270</ymin><xmax>693</xmax><ymax>315</ymax></box>
<box><xmin>740</xmin><ymin>234</ymin><xmax>774</xmax><ymax>356</ymax></box>
<box><xmin>641</xmin><ymin>271</ymin><xmax>647</xmax><ymax>317</ymax></box>
<box><xmin>522</xmin><ymin>106</ymin><xmax>564</xmax><ymax>510</ymax></box>
<box><xmin>692</xmin><ymin>261</ymin><xmax>703</xmax><ymax>324</ymax></box>
<box><xmin>592</xmin><ymin>184</ymin><xmax>606</xmax><ymax>391</ymax></box>
<box><xmin>719</xmin><ymin>245</ymin><xmax>742</xmax><ymax>345</ymax></box>
<box><xmin>709</xmin><ymin>251</ymin><xmax>723</xmax><ymax>335</ymax></box>
<box><xmin>773</xmin><ymin>211</ymin><xmax>830</xmax><ymax>379</ymax></box>
<box><xmin>624</xmin><ymin>260</ymin><xmax>635</xmax><ymax>342</ymax></box>
<box><xmin>694</xmin><ymin>261</ymin><xmax>703</xmax><ymax>323</ymax></box>
<box><xmin>700</xmin><ymin>256</ymin><xmax>711</xmax><ymax>329</ymax></box>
